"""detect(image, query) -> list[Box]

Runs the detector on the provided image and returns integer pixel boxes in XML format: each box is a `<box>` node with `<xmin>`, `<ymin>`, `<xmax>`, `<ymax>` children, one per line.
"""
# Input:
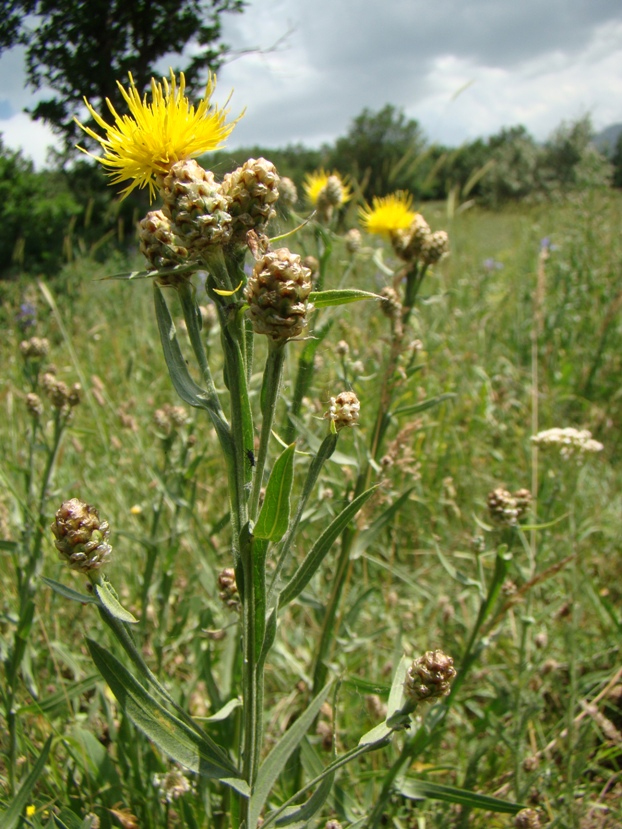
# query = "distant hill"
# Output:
<box><xmin>593</xmin><ymin>124</ymin><xmax>622</xmax><ymax>156</ymax></box>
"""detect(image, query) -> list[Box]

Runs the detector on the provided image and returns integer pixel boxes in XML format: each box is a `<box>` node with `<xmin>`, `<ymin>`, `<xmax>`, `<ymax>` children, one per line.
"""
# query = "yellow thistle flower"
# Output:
<box><xmin>75</xmin><ymin>70</ymin><xmax>240</xmax><ymax>200</ymax></box>
<box><xmin>359</xmin><ymin>192</ymin><xmax>416</xmax><ymax>237</ymax></box>
<box><xmin>303</xmin><ymin>169</ymin><xmax>352</xmax><ymax>207</ymax></box>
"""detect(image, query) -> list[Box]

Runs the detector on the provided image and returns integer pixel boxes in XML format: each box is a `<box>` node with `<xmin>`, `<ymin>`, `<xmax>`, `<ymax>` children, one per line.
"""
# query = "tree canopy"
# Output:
<box><xmin>0</xmin><ymin>0</ymin><xmax>245</xmax><ymax>148</ymax></box>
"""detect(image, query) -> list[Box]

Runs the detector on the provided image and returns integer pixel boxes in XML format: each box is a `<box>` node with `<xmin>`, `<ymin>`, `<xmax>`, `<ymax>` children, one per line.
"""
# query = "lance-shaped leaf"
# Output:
<box><xmin>105</xmin><ymin>262</ymin><xmax>198</xmax><ymax>281</ymax></box>
<box><xmin>0</xmin><ymin>735</ymin><xmax>52</xmax><ymax>829</ymax></box>
<box><xmin>279</xmin><ymin>486</ymin><xmax>378</xmax><ymax>607</ymax></box>
<box><xmin>309</xmin><ymin>288</ymin><xmax>380</xmax><ymax>308</ymax></box>
<box><xmin>249</xmin><ymin>681</ymin><xmax>333</xmax><ymax>828</ymax></box>
<box><xmin>94</xmin><ymin>580</ymin><xmax>137</xmax><ymax>624</ymax></box>
<box><xmin>42</xmin><ymin>576</ymin><xmax>98</xmax><ymax>605</ymax></box>
<box><xmin>392</xmin><ymin>392</ymin><xmax>455</xmax><ymax>418</ymax></box>
<box><xmin>254</xmin><ymin>444</ymin><xmax>296</xmax><ymax>541</ymax></box>
<box><xmin>396</xmin><ymin>778</ymin><xmax>525</xmax><ymax>814</ymax></box>
<box><xmin>86</xmin><ymin>639</ymin><xmax>247</xmax><ymax>793</ymax></box>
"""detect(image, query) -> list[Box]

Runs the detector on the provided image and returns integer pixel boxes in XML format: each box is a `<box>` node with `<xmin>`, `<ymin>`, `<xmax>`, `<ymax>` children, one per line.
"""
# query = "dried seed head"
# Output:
<box><xmin>46</xmin><ymin>379</ymin><xmax>70</xmax><ymax>410</ymax></box>
<box><xmin>398</xmin><ymin>213</ymin><xmax>432</xmax><ymax>261</ymax></box>
<box><xmin>322</xmin><ymin>174</ymin><xmax>345</xmax><ymax>207</ymax></box>
<box><xmin>222</xmin><ymin>157</ymin><xmax>280</xmax><ymax>245</ymax></box>
<box><xmin>278</xmin><ymin>176</ymin><xmax>298</xmax><ymax>210</ymax></box>
<box><xmin>162</xmin><ymin>159</ymin><xmax>232</xmax><ymax>255</ymax></box>
<box><xmin>138</xmin><ymin>209</ymin><xmax>189</xmax><ymax>272</ymax></box>
<box><xmin>324</xmin><ymin>391</ymin><xmax>360</xmax><ymax>431</ymax></box>
<box><xmin>51</xmin><ymin>498</ymin><xmax>112</xmax><ymax>572</ymax></box>
<box><xmin>335</xmin><ymin>340</ymin><xmax>350</xmax><ymax>357</ymax></box>
<box><xmin>68</xmin><ymin>383</ymin><xmax>82</xmax><ymax>408</ymax></box>
<box><xmin>487</xmin><ymin>487</ymin><xmax>519</xmax><ymax>526</ymax></box>
<box><xmin>514</xmin><ymin>488</ymin><xmax>532</xmax><ymax>519</ymax></box>
<box><xmin>218</xmin><ymin>567</ymin><xmax>240</xmax><ymax>611</ymax></box>
<box><xmin>26</xmin><ymin>392</ymin><xmax>44</xmax><ymax>417</ymax></box>
<box><xmin>244</xmin><ymin>248</ymin><xmax>313</xmax><ymax>342</ymax></box>
<box><xmin>420</xmin><ymin>230</ymin><xmax>449</xmax><ymax>266</ymax></box>
<box><xmin>19</xmin><ymin>337</ymin><xmax>50</xmax><ymax>360</ymax></box>
<box><xmin>404</xmin><ymin>649</ymin><xmax>456</xmax><ymax>703</ymax></box>
<box><xmin>153</xmin><ymin>404</ymin><xmax>189</xmax><ymax>436</ymax></box>
<box><xmin>344</xmin><ymin>227</ymin><xmax>362</xmax><ymax>253</ymax></box>
<box><xmin>514</xmin><ymin>809</ymin><xmax>541</xmax><ymax>829</ymax></box>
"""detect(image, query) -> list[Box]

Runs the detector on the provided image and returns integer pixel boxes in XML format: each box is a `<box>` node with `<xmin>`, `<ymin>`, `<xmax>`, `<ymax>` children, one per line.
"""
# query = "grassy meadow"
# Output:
<box><xmin>1</xmin><ymin>187</ymin><xmax>621</xmax><ymax>828</ymax></box>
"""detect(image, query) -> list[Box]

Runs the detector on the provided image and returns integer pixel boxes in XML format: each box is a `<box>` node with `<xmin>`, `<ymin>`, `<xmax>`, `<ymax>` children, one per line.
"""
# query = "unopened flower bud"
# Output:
<box><xmin>68</xmin><ymin>383</ymin><xmax>82</xmax><ymax>408</ymax></box>
<box><xmin>222</xmin><ymin>157</ymin><xmax>280</xmax><ymax>246</ymax></box>
<box><xmin>278</xmin><ymin>176</ymin><xmax>298</xmax><ymax>210</ymax></box>
<box><xmin>324</xmin><ymin>391</ymin><xmax>360</xmax><ymax>431</ymax></box>
<box><xmin>139</xmin><ymin>210</ymin><xmax>189</xmax><ymax>272</ymax></box>
<box><xmin>323</xmin><ymin>175</ymin><xmax>345</xmax><ymax>207</ymax></box>
<box><xmin>335</xmin><ymin>340</ymin><xmax>349</xmax><ymax>357</ymax></box>
<box><xmin>162</xmin><ymin>159</ymin><xmax>232</xmax><ymax>256</ymax></box>
<box><xmin>51</xmin><ymin>498</ymin><xmax>112</xmax><ymax>572</ymax></box>
<box><xmin>379</xmin><ymin>286</ymin><xmax>402</xmax><ymax>319</ymax></box>
<box><xmin>244</xmin><ymin>248</ymin><xmax>313</xmax><ymax>342</ymax></box>
<box><xmin>396</xmin><ymin>213</ymin><xmax>431</xmax><ymax>261</ymax></box>
<box><xmin>344</xmin><ymin>227</ymin><xmax>362</xmax><ymax>253</ymax></box>
<box><xmin>302</xmin><ymin>255</ymin><xmax>320</xmax><ymax>282</ymax></box>
<box><xmin>218</xmin><ymin>567</ymin><xmax>240</xmax><ymax>611</ymax></box>
<box><xmin>47</xmin><ymin>379</ymin><xmax>70</xmax><ymax>410</ymax></box>
<box><xmin>19</xmin><ymin>337</ymin><xmax>50</xmax><ymax>360</ymax></box>
<box><xmin>26</xmin><ymin>392</ymin><xmax>44</xmax><ymax>417</ymax></box>
<box><xmin>420</xmin><ymin>230</ymin><xmax>449</xmax><ymax>266</ymax></box>
<box><xmin>514</xmin><ymin>488</ymin><xmax>532</xmax><ymax>519</ymax></box>
<box><xmin>487</xmin><ymin>487</ymin><xmax>519</xmax><ymax>526</ymax></box>
<box><xmin>404</xmin><ymin>649</ymin><xmax>456</xmax><ymax>703</ymax></box>
<box><xmin>514</xmin><ymin>809</ymin><xmax>541</xmax><ymax>829</ymax></box>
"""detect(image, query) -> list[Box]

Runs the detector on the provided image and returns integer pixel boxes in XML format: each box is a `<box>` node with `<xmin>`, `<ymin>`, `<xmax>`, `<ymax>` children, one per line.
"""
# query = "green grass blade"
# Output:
<box><xmin>396</xmin><ymin>778</ymin><xmax>525</xmax><ymax>814</ymax></box>
<box><xmin>392</xmin><ymin>392</ymin><xmax>455</xmax><ymax>417</ymax></box>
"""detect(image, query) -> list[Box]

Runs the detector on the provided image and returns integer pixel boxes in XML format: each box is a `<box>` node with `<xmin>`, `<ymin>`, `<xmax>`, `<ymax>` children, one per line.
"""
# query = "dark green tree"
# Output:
<box><xmin>0</xmin><ymin>0</ymin><xmax>245</xmax><ymax>149</ymax></box>
<box><xmin>328</xmin><ymin>104</ymin><xmax>427</xmax><ymax>199</ymax></box>
<box><xmin>612</xmin><ymin>132</ymin><xmax>622</xmax><ymax>188</ymax></box>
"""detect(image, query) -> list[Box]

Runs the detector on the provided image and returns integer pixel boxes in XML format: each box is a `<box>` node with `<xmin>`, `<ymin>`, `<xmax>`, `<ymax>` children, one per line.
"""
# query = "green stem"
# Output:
<box><xmin>249</xmin><ymin>344</ymin><xmax>286</xmax><ymax>521</ymax></box>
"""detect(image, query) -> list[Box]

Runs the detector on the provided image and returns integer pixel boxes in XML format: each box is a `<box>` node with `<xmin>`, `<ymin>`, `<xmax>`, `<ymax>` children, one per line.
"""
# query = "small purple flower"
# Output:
<box><xmin>483</xmin><ymin>258</ymin><xmax>504</xmax><ymax>272</ymax></box>
<box><xmin>17</xmin><ymin>302</ymin><xmax>37</xmax><ymax>331</ymax></box>
<box><xmin>540</xmin><ymin>237</ymin><xmax>559</xmax><ymax>252</ymax></box>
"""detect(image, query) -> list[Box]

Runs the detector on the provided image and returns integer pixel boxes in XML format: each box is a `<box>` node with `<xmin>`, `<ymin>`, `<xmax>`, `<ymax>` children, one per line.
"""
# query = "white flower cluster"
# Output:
<box><xmin>531</xmin><ymin>427</ymin><xmax>603</xmax><ymax>460</ymax></box>
<box><xmin>153</xmin><ymin>768</ymin><xmax>193</xmax><ymax>803</ymax></box>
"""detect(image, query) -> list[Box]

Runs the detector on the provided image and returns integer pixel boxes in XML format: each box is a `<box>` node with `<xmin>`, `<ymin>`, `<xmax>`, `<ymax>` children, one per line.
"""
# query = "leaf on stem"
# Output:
<box><xmin>396</xmin><ymin>778</ymin><xmax>525</xmax><ymax>814</ymax></box>
<box><xmin>254</xmin><ymin>444</ymin><xmax>296</xmax><ymax>541</ymax></box>
<box><xmin>309</xmin><ymin>289</ymin><xmax>381</xmax><ymax>308</ymax></box>
<box><xmin>94</xmin><ymin>580</ymin><xmax>138</xmax><ymax>624</ymax></box>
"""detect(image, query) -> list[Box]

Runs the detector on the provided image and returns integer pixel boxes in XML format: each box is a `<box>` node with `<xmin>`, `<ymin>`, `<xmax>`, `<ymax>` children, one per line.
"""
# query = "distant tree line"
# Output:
<box><xmin>0</xmin><ymin>105</ymin><xmax>616</xmax><ymax>278</ymax></box>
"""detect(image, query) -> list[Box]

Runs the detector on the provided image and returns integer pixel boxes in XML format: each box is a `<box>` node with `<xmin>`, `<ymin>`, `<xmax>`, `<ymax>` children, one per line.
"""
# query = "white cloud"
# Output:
<box><xmin>0</xmin><ymin>112</ymin><xmax>62</xmax><ymax>168</ymax></box>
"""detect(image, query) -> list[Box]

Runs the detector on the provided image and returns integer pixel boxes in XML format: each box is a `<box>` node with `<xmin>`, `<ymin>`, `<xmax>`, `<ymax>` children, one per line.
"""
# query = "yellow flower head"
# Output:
<box><xmin>359</xmin><ymin>192</ymin><xmax>416</xmax><ymax>237</ymax></box>
<box><xmin>75</xmin><ymin>70</ymin><xmax>240</xmax><ymax>200</ymax></box>
<box><xmin>303</xmin><ymin>169</ymin><xmax>352</xmax><ymax>207</ymax></box>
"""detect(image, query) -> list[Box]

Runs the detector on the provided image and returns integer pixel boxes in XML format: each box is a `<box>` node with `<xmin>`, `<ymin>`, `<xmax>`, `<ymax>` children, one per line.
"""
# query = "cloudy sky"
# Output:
<box><xmin>1</xmin><ymin>0</ymin><xmax>622</xmax><ymax>167</ymax></box>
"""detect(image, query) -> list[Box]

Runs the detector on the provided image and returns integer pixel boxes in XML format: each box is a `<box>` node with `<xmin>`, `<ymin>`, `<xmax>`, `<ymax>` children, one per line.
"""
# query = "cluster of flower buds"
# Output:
<box><xmin>217</xmin><ymin>567</ymin><xmax>240</xmax><ymax>611</ymax></box>
<box><xmin>138</xmin><ymin>157</ymin><xmax>281</xmax><ymax>277</ymax></box>
<box><xmin>278</xmin><ymin>176</ymin><xmax>298</xmax><ymax>211</ymax></box>
<box><xmin>41</xmin><ymin>371</ymin><xmax>82</xmax><ymax>412</ymax></box>
<box><xmin>392</xmin><ymin>212</ymin><xmax>449</xmax><ymax>267</ymax></box>
<box><xmin>323</xmin><ymin>391</ymin><xmax>360</xmax><ymax>432</ymax></box>
<box><xmin>531</xmin><ymin>427</ymin><xmax>604</xmax><ymax>460</ymax></box>
<box><xmin>19</xmin><ymin>336</ymin><xmax>50</xmax><ymax>360</ymax></box>
<box><xmin>51</xmin><ymin>498</ymin><xmax>112</xmax><ymax>573</ymax></box>
<box><xmin>487</xmin><ymin>487</ymin><xmax>532</xmax><ymax>527</ymax></box>
<box><xmin>153</xmin><ymin>404</ymin><xmax>190</xmax><ymax>436</ymax></box>
<box><xmin>244</xmin><ymin>247</ymin><xmax>313</xmax><ymax>343</ymax></box>
<box><xmin>403</xmin><ymin>649</ymin><xmax>457</xmax><ymax>704</ymax></box>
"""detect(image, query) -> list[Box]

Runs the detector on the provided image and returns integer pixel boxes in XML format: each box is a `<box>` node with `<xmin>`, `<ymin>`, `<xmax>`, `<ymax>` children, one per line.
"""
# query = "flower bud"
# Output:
<box><xmin>25</xmin><ymin>392</ymin><xmax>44</xmax><ymax>417</ymax></box>
<box><xmin>138</xmin><ymin>210</ymin><xmax>189</xmax><ymax>272</ymax></box>
<box><xmin>420</xmin><ymin>230</ymin><xmax>449</xmax><ymax>266</ymax></box>
<box><xmin>324</xmin><ymin>391</ymin><xmax>360</xmax><ymax>431</ymax></box>
<box><xmin>51</xmin><ymin>498</ymin><xmax>112</xmax><ymax>572</ymax></box>
<box><xmin>278</xmin><ymin>176</ymin><xmax>298</xmax><ymax>210</ymax></box>
<box><xmin>244</xmin><ymin>248</ymin><xmax>313</xmax><ymax>342</ymax></box>
<box><xmin>162</xmin><ymin>159</ymin><xmax>232</xmax><ymax>255</ymax></box>
<box><xmin>19</xmin><ymin>337</ymin><xmax>50</xmax><ymax>360</ymax></box>
<box><xmin>218</xmin><ymin>567</ymin><xmax>240</xmax><ymax>611</ymax></box>
<box><xmin>395</xmin><ymin>213</ymin><xmax>431</xmax><ymax>261</ymax></box>
<box><xmin>487</xmin><ymin>487</ymin><xmax>519</xmax><ymax>526</ymax></box>
<box><xmin>222</xmin><ymin>157</ymin><xmax>280</xmax><ymax>246</ymax></box>
<box><xmin>514</xmin><ymin>809</ymin><xmax>541</xmax><ymax>829</ymax></box>
<box><xmin>379</xmin><ymin>286</ymin><xmax>402</xmax><ymax>320</ymax></box>
<box><xmin>344</xmin><ymin>228</ymin><xmax>362</xmax><ymax>253</ymax></box>
<box><xmin>404</xmin><ymin>649</ymin><xmax>456</xmax><ymax>703</ymax></box>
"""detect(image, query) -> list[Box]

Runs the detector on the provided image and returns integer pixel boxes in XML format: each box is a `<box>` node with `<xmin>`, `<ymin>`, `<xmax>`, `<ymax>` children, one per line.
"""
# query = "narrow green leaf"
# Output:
<box><xmin>105</xmin><ymin>262</ymin><xmax>198</xmax><ymax>281</ymax></box>
<box><xmin>254</xmin><ymin>444</ymin><xmax>296</xmax><ymax>541</ymax></box>
<box><xmin>250</xmin><ymin>682</ymin><xmax>333</xmax><ymax>827</ymax></box>
<box><xmin>153</xmin><ymin>284</ymin><xmax>211</xmax><ymax>410</ymax></box>
<box><xmin>86</xmin><ymin>639</ymin><xmax>243</xmax><ymax>785</ymax></box>
<box><xmin>18</xmin><ymin>675</ymin><xmax>99</xmax><ymax>717</ymax></box>
<box><xmin>197</xmin><ymin>697</ymin><xmax>242</xmax><ymax>723</ymax></box>
<box><xmin>392</xmin><ymin>392</ymin><xmax>455</xmax><ymax>417</ymax></box>
<box><xmin>396</xmin><ymin>778</ymin><xmax>525</xmax><ymax>814</ymax></box>
<box><xmin>42</xmin><ymin>576</ymin><xmax>98</xmax><ymax>605</ymax></box>
<box><xmin>309</xmin><ymin>289</ymin><xmax>380</xmax><ymax>307</ymax></box>
<box><xmin>94</xmin><ymin>581</ymin><xmax>138</xmax><ymax>624</ymax></box>
<box><xmin>0</xmin><ymin>736</ymin><xmax>52</xmax><ymax>829</ymax></box>
<box><xmin>274</xmin><ymin>768</ymin><xmax>334</xmax><ymax>827</ymax></box>
<box><xmin>279</xmin><ymin>486</ymin><xmax>378</xmax><ymax>606</ymax></box>
<box><xmin>351</xmin><ymin>487</ymin><xmax>415</xmax><ymax>559</ymax></box>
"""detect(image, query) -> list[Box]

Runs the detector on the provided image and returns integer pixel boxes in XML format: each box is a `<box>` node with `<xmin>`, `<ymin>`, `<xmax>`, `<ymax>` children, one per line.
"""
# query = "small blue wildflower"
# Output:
<box><xmin>483</xmin><ymin>258</ymin><xmax>504</xmax><ymax>272</ymax></box>
<box><xmin>17</xmin><ymin>302</ymin><xmax>37</xmax><ymax>331</ymax></box>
